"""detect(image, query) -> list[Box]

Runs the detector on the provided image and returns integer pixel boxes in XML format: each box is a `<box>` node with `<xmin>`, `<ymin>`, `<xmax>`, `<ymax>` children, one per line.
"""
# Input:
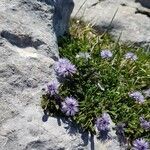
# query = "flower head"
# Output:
<box><xmin>100</xmin><ymin>49</ymin><xmax>113</xmax><ymax>59</ymax></box>
<box><xmin>129</xmin><ymin>91</ymin><xmax>145</xmax><ymax>103</ymax></box>
<box><xmin>96</xmin><ymin>113</ymin><xmax>111</xmax><ymax>131</ymax></box>
<box><xmin>133</xmin><ymin>139</ymin><xmax>149</xmax><ymax>150</ymax></box>
<box><xmin>47</xmin><ymin>81</ymin><xmax>59</xmax><ymax>96</ymax></box>
<box><xmin>62</xmin><ymin>97</ymin><xmax>79</xmax><ymax>116</ymax></box>
<box><xmin>54</xmin><ymin>58</ymin><xmax>77</xmax><ymax>77</ymax></box>
<box><xmin>140</xmin><ymin>117</ymin><xmax>150</xmax><ymax>130</ymax></box>
<box><xmin>125</xmin><ymin>52</ymin><xmax>138</xmax><ymax>61</ymax></box>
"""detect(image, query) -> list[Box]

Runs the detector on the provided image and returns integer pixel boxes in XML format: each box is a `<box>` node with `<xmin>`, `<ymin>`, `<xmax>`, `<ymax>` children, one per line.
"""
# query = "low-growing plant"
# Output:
<box><xmin>41</xmin><ymin>20</ymin><xmax>150</xmax><ymax>149</ymax></box>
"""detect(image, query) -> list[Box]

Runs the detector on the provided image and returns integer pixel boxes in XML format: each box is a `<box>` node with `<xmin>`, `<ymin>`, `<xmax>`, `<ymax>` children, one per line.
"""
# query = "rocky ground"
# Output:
<box><xmin>0</xmin><ymin>0</ymin><xmax>124</xmax><ymax>150</ymax></box>
<box><xmin>72</xmin><ymin>0</ymin><xmax>150</xmax><ymax>48</ymax></box>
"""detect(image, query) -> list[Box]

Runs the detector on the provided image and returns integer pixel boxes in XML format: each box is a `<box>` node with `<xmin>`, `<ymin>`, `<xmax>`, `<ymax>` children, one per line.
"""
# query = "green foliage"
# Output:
<box><xmin>42</xmin><ymin>20</ymin><xmax>150</xmax><ymax>144</ymax></box>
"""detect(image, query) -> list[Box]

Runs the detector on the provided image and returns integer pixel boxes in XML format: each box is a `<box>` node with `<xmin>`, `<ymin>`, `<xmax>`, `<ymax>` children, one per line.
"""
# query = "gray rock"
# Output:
<box><xmin>72</xmin><ymin>0</ymin><xmax>150</xmax><ymax>48</ymax></box>
<box><xmin>0</xmin><ymin>0</ymin><xmax>124</xmax><ymax>149</ymax></box>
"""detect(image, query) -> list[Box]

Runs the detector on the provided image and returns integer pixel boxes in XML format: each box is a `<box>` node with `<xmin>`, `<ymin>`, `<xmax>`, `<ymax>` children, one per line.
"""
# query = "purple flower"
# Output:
<box><xmin>47</xmin><ymin>81</ymin><xmax>59</xmax><ymax>96</ymax></box>
<box><xmin>140</xmin><ymin>117</ymin><xmax>150</xmax><ymax>130</ymax></box>
<box><xmin>100</xmin><ymin>49</ymin><xmax>113</xmax><ymax>59</ymax></box>
<box><xmin>96</xmin><ymin>113</ymin><xmax>111</xmax><ymax>131</ymax></box>
<box><xmin>62</xmin><ymin>97</ymin><xmax>79</xmax><ymax>116</ymax></box>
<box><xmin>129</xmin><ymin>91</ymin><xmax>145</xmax><ymax>103</ymax></box>
<box><xmin>133</xmin><ymin>139</ymin><xmax>149</xmax><ymax>150</ymax></box>
<box><xmin>54</xmin><ymin>58</ymin><xmax>77</xmax><ymax>77</ymax></box>
<box><xmin>125</xmin><ymin>52</ymin><xmax>138</xmax><ymax>61</ymax></box>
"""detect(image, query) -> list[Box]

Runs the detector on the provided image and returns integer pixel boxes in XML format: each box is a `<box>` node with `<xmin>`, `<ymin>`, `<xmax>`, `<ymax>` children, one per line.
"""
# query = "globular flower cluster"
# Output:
<box><xmin>62</xmin><ymin>97</ymin><xmax>79</xmax><ymax>116</ymax></box>
<box><xmin>47</xmin><ymin>81</ymin><xmax>59</xmax><ymax>96</ymax></box>
<box><xmin>140</xmin><ymin>117</ymin><xmax>150</xmax><ymax>130</ymax></box>
<box><xmin>100</xmin><ymin>49</ymin><xmax>138</xmax><ymax>62</ymax></box>
<box><xmin>125</xmin><ymin>52</ymin><xmax>138</xmax><ymax>61</ymax></box>
<box><xmin>129</xmin><ymin>91</ymin><xmax>145</xmax><ymax>103</ymax></box>
<box><xmin>133</xmin><ymin>139</ymin><xmax>149</xmax><ymax>150</ymax></box>
<box><xmin>100</xmin><ymin>49</ymin><xmax>113</xmax><ymax>59</ymax></box>
<box><xmin>96</xmin><ymin>113</ymin><xmax>111</xmax><ymax>131</ymax></box>
<box><xmin>54</xmin><ymin>58</ymin><xmax>77</xmax><ymax>77</ymax></box>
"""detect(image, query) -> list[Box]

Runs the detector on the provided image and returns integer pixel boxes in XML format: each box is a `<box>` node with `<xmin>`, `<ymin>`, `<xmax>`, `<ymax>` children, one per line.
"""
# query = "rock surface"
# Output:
<box><xmin>0</xmin><ymin>0</ymin><xmax>124</xmax><ymax>150</ymax></box>
<box><xmin>72</xmin><ymin>0</ymin><xmax>150</xmax><ymax>48</ymax></box>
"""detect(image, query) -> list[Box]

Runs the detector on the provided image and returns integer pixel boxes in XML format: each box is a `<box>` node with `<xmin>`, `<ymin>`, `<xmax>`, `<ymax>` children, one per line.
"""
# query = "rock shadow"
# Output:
<box><xmin>1</xmin><ymin>30</ymin><xmax>45</xmax><ymax>49</ymax></box>
<box><xmin>42</xmin><ymin>110</ymin><xmax>49</xmax><ymax>122</ymax></box>
<box><xmin>52</xmin><ymin>0</ymin><xmax>74</xmax><ymax>36</ymax></box>
<box><xmin>93</xmin><ymin>20</ymin><xmax>123</xmax><ymax>35</ymax></box>
<box><xmin>114</xmin><ymin>124</ymin><xmax>127</xmax><ymax>146</ymax></box>
<box><xmin>57</xmin><ymin>117</ymin><xmax>95</xmax><ymax>150</ymax></box>
<box><xmin>97</xmin><ymin>130</ymin><xmax>111</xmax><ymax>142</ymax></box>
<box><xmin>135</xmin><ymin>0</ymin><xmax>150</xmax><ymax>9</ymax></box>
<box><xmin>57</xmin><ymin>117</ymin><xmax>90</xmax><ymax>147</ymax></box>
<box><xmin>37</xmin><ymin>0</ymin><xmax>74</xmax><ymax>37</ymax></box>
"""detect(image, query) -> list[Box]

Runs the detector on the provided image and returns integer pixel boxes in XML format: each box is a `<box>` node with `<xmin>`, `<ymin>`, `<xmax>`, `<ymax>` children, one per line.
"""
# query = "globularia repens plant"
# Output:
<box><xmin>41</xmin><ymin>20</ymin><xmax>150</xmax><ymax>149</ymax></box>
